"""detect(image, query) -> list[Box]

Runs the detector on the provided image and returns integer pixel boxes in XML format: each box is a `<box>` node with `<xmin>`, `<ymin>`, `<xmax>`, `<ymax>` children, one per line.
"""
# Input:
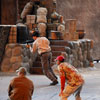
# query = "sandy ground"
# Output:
<box><xmin>0</xmin><ymin>63</ymin><xmax>100</xmax><ymax>100</ymax></box>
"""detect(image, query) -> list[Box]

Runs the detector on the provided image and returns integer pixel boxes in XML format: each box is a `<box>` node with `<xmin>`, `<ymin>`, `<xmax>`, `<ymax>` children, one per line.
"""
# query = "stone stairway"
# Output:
<box><xmin>30</xmin><ymin>40</ymin><xmax>69</xmax><ymax>74</ymax></box>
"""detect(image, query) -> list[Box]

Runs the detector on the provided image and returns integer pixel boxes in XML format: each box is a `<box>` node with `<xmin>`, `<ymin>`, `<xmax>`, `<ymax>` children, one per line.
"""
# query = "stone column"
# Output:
<box><xmin>1</xmin><ymin>43</ymin><xmax>33</xmax><ymax>72</ymax></box>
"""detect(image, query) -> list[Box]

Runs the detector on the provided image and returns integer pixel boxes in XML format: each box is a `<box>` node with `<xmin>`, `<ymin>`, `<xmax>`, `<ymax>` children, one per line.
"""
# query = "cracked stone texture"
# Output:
<box><xmin>56</xmin><ymin>0</ymin><xmax>100</xmax><ymax>60</ymax></box>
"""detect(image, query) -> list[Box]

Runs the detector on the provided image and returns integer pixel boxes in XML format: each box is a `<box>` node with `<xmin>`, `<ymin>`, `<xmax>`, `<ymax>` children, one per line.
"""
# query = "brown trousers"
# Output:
<box><xmin>40</xmin><ymin>52</ymin><xmax>57</xmax><ymax>82</ymax></box>
<box><xmin>60</xmin><ymin>84</ymin><xmax>83</xmax><ymax>100</ymax></box>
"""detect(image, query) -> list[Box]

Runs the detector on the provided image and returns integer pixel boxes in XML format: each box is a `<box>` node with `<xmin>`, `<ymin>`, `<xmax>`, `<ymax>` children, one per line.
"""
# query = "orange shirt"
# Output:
<box><xmin>32</xmin><ymin>37</ymin><xmax>51</xmax><ymax>55</ymax></box>
<box><xmin>8</xmin><ymin>75</ymin><xmax>34</xmax><ymax>100</ymax></box>
<box><xmin>58</xmin><ymin>62</ymin><xmax>84</xmax><ymax>86</ymax></box>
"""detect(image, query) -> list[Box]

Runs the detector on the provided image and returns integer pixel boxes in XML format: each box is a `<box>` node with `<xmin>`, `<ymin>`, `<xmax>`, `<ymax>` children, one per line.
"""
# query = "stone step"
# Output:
<box><xmin>31</xmin><ymin>40</ymin><xmax>68</xmax><ymax>74</ymax></box>
<box><xmin>35</xmin><ymin>56</ymin><xmax>57</xmax><ymax>63</ymax></box>
<box><xmin>29</xmin><ymin>67</ymin><xmax>43</xmax><ymax>74</ymax></box>
<box><xmin>32</xmin><ymin>61</ymin><xmax>55</xmax><ymax>67</ymax></box>
<box><xmin>35</xmin><ymin>45</ymin><xmax>65</xmax><ymax>62</ymax></box>
<box><xmin>52</xmin><ymin>51</ymin><xmax>63</xmax><ymax>57</ymax></box>
<box><xmin>50</xmin><ymin>40</ymin><xmax>69</xmax><ymax>46</ymax></box>
<box><xmin>51</xmin><ymin>45</ymin><xmax>65</xmax><ymax>51</ymax></box>
<box><xmin>30</xmin><ymin>63</ymin><xmax>56</xmax><ymax>74</ymax></box>
<box><xmin>32</xmin><ymin>52</ymin><xmax>61</xmax><ymax>69</ymax></box>
<box><xmin>34</xmin><ymin>50</ymin><xmax>64</xmax><ymax>63</ymax></box>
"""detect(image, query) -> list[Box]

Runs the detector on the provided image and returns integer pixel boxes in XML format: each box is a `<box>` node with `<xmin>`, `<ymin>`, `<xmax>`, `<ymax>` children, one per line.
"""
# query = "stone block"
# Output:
<box><xmin>10</xmin><ymin>57</ymin><xmax>17</xmax><ymax>64</ymax></box>
<box><xmin>29</xmin><ymin>59</ymin><xmax>33</xmax><ymax>68</ymax></box>
<box><xmin>5</xmin><ymin>48</ymin><xmax>12</xmax><ymax>57</ymax></box>
<box><xmin>21</xmin><ymin>2</ymin><xmax>34</xmax><ymax>19</ymax></box>
<box><xmin>1</xmin><ymin>64</ymin><xmax>11</xmax><ymax>72</ymax></box>
<box><xmin>21</xmin><ymin>62</ymin><xmax>30</xmax><ymax>72</ymax></box>
<box><xmin>12</xmin><ymin>46</ymin><xmax>22</xmax><ymax>56</ymax></box>
<box><xmin>12</xmin><ymin>62</ymin><xmax>21</xmax><ymax>71</ymax></box>
<box><xmin>57</xmin><ymin>24</ymin><xmax>65</xmax><ymax>34</ymax></box>
<box><xmin>37</xmin><ymin>7</ymin><xmax>47</xmax><ymax>16</ymax></box>
<box><xmin>37</xmin><ymin>23</ymin><xmax>46</xmax><ymax>37</ymax></box>
<box><xmin>23</xmin><ymin>56</ymin><xmax>29</xmax><ymax>62</ymax></box>
<box><xmin>1</xmin><ymin>58</ymin><xmax>10</xmax><ymax>65</ymax></box>
<box><xmin>17</xmin><ymin>55</ymin><xmax>23</xmax><ymax>62</ymax></box>
<box><xmin>26</xmin><ymin>15</ymin><xmax>36</xmax><ymax>24</ymax></box>
<box><xmin>36</xmin><ymin>15</ymin><xmax>47</xmax><ymax>23</ymax></box>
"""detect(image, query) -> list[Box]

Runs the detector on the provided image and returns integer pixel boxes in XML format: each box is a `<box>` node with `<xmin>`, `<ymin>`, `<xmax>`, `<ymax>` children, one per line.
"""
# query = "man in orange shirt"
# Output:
<box><xmin>29</xmin><ymin>31</ymin><xmax>58</xmax><ymax>85</ymax></box>
<box><xmin>8</xmin><ymin>67</ymin><xmax>34</xmax><ymax>100</ymax></box>
<box><xmin>55</xmin><ymin>56</ymin><xmax>84</xmax><ymax>100</ymax></box>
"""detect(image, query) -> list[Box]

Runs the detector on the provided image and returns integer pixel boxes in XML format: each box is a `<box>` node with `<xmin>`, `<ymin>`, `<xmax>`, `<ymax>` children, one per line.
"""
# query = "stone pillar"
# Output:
<box><xmin>65</xmin><ymin>39</ymin><xmax>94</xmax><ymax>68</ymax></box>
<box><xmin>1</xmin><ymin>43</ymin><xmax>33</xmax><ymax>72</ymax></box>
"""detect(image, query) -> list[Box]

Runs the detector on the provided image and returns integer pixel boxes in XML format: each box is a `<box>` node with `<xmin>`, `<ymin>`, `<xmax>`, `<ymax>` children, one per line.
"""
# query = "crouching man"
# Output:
<box><xmin>8</xmin><ymin>67</ymin><xmax>34</xmax><ymax>100</ymax></box>
<box><xmin>55</xmin><ymin>56</ymin><xmax>84</xmax><ymax>100</ymax></box>
<box><xmin>28</xmin><ymin>30</ymin><xmax>58</xmax><ymax>85</ymax></box>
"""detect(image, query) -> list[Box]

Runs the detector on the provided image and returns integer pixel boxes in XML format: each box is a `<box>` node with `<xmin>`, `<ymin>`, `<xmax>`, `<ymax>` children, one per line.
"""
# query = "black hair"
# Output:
<box><xmin>32</xmin><ymin>30</ymin><xmax>40</xmax><ymax>37</ymax></box>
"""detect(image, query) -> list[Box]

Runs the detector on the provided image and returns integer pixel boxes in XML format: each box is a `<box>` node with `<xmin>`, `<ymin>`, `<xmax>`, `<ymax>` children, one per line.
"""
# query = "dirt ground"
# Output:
<box><xmin>0</xmin><ymin>62</ymin><xmax>100</xmax><ymax>100</ymax></box>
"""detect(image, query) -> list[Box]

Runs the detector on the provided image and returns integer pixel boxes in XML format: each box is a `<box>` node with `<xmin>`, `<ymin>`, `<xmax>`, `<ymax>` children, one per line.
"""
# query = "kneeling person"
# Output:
<box><xmin>8</xmin><ymin>67</ymin><xmax>34</xmax><ymax>100</ymax></box>
<box><xmin>55</xmin><ymin>56</ymin><xmax>84</xmax><ymax>100</ymax></box>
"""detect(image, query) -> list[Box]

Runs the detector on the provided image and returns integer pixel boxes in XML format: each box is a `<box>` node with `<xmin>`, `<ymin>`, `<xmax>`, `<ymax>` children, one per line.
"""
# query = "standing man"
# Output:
<box><xmin>8</xmin><ymin>67</ymin><xmax>34</xmax><ymax>100</ymax></box>
<box><xmin>29</xmin><ymin>30</ymin><xmax>58</xmax><ymax>85</ymax></box>
<box><xmin>55</xmin><ymin>56</ymin><xmax>84</xmax><ymax>100</ymax></box>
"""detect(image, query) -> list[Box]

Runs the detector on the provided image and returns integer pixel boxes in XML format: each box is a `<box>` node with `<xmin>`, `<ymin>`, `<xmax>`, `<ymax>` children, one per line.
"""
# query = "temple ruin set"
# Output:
<box><xmin>0</xmin><ymin>0</ymin><xmax>98</xmax><ymax>74</ymax></box>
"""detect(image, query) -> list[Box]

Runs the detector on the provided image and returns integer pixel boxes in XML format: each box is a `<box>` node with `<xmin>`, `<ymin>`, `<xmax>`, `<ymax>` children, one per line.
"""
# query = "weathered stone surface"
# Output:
<box><xmin>65</xmin><ymin>39</ymin><xmax>94</xmax><ymax>67</ymax></box>
<box><xmin>37</xmin><ymin>7</ymin><xmax>48</xmax><ymax>16</ymax></box>
<box><xmin>23</xmin><ymin>56</ymin><xmax>29</xmax><ymax>62</ymax></box>
<box><xmin>29</xmin><ymin>59</ymin><xmax>33</xmax><ymax>68</ymax></box>
<box><xmin>2</xmin><ymin>58</ymin><xmax>10</xmax><ymax>65</ymax></box>
<box><xmin>37</xmin><ymin>23</ymin><xmax>47</xmax><ymax>37</ymax></box>
<box><xmin>10</xmin><ymin>57</ymin><xmax>18</xmax><ymax>64</ymax></box>
<box><xmin>5</xmin><ymin>48</ymin><xmax>12</xmax><ymax>57</ymax></box>
<box><xmin>21</xmin><ymin>62</ymin><xmax>30</xmax><ymax>71</ymax></box>
<box><xmin>56</xmin><ymin>0</ymin><xmax>100</xmax><ymax>60</ymax></box>
<box><xmin>17</xmin><ymin>56</ymin><xmax>23</xmax><ymax>62</ymax></box>
<box><xmin>36</xmin><ymin>15</ymin><xmax>47</xmax><ymax>23</ymax></box>
<box><xmin>1</xmin><ymin>58</ymin><xmax>11</xmax><ymax>71</ymax></box>
<box><xmin>1</xmin><ymin>65</ymin><xmax>11</xmax><ymax>72</ymax></box>
<box><xmin>1</xmin><ymin>44</ymin><xmax>33</xmax><ymax>72</ymax></box>
<box><xmin>12</xmin><ymin>46</ymin><xmax>22</xmax><ymax>56</ymax></box>
<box><xmin>22</xmin><ymin>48</ymin><xmax>28</xmax><ymax>57</ymax></box>
<box><xmin>21</xmin><ymin>2</ymin><xmax>34</xmax><ymax>19</ymax></box>
<box><xmin>12</xmin><ymin>63</ymin><xmax>21</xmax><ymax>71</ymax></box>
<box><xmin>6</xmin><ymin>43</ymin><xmax>17</xmax><ymax>49</ymax></box>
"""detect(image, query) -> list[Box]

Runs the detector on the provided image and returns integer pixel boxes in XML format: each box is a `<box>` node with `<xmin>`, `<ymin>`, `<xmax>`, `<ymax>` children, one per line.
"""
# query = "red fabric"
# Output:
<box><xmin>60</xmin><ymin>75</ymin><xmax>65</xmax><ymax>91</ymax></box>
<box><xmin>55</xmin><ymin>56</ymin><xmax>64</xmax><ymax>62</ymax></box>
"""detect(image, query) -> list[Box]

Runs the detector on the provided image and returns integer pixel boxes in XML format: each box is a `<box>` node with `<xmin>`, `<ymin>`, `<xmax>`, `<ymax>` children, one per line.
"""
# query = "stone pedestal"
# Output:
<box><xmin>1</xmin><ymin>43</ymin><xmax>33</xmax><ymax>72</ymax></box>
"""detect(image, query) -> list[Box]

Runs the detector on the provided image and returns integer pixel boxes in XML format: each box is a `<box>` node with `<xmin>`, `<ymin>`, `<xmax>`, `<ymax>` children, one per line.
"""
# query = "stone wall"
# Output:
<box><xmin>56</xmin><ymin>0</ymin><xmax>100</xmax><ymax>60</ymax></box>
<box><xmin>64</xmin><ymin>39</ymin><xmax>94</xmax><ymax>68</ymax></box>
<box><xmin>1</xmin><ymin>44</ymin><xmax>33</xmax><ymax>72</ymax></box>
